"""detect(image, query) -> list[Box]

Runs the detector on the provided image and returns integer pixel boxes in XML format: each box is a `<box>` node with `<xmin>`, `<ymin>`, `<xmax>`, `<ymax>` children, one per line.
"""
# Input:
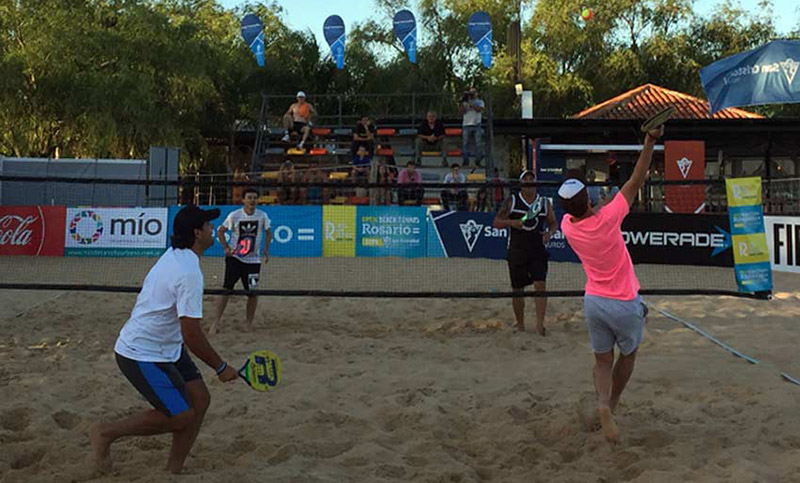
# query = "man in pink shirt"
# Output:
<box><xmin>397</xmin><ymin>161</ymin><xmax>423</xmax><ymax>205</ymax></box>
<box><xmin>558</xmin><ymin>124</ymin><xmax>663</xmax><ymax>444</ymax></box>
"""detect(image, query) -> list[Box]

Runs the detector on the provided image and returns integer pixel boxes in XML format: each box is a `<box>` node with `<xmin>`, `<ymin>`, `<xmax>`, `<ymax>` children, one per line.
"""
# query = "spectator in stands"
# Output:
<box><xmin>460</xmin><ymin>86</ymin><xmax>485</xmax><ymax>167</ymax></box>
<box><xmin>278</xmin><ymin>160</ymin><xmax>300</xmax><ymax>204</ymax></box>
<box><xmin>441</xmin><ymin>163</ymin><xmax>468</xmax><ymax>211</ymax></box>
<box><xmin>352</xmin><ymin>115</ymin><xmax>376</xmax><ymax>155</ymax></box>
<box><xmin>281</xmin><ymin>91</ymin><xmax>317</xmax><ymax>150</ymax></box>
<box><xmin>471</xmin><ymin>186</ymin><xmax>492</xmax><ymax>212</ymax></box>
<box><xmin>397</xmin><ymin>161</ymin><xmax>423</xmax><ymax>205</ymax></box>
<box><xmin>302</xmin><ymin>162</ymin><xmax>328</xmax><ymax>205</ymax></box>
<box><xmin>416</xmin><ymin>110</ymin><xmax>446</xmax><ymax>166</ymax></box>
<box><xmin>352</xmin><ymin>145</ymin><xmax>372</xmax><ymax>198</ymax></box>
<box><xmin>491</xmin><ymin>168</ymin><xmax>506</xmax><ymax>211</ymax></box>
<box><xmin>372</xmin><ymin>162</ymin><xmax>395</xmax><ymax>205</ymax></box>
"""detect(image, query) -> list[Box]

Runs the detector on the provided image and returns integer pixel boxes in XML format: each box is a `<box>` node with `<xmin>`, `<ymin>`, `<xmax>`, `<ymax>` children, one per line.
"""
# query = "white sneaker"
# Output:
<box><xmin>297</xmin><ymin>141</ymin><xmax>304</xmax><ymax>150</ymax></box>
<box><xmin>281</xmin><ymin>134</ymin><xmax>290</xmax><ymax>142</ymax></box>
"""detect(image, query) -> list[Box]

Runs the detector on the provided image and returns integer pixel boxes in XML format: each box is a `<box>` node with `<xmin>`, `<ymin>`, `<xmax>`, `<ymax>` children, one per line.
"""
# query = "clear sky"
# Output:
<box><xmin>219</xmin><ymin>0</ymin><xmax>798</xmax><ymax>48</ymax></box>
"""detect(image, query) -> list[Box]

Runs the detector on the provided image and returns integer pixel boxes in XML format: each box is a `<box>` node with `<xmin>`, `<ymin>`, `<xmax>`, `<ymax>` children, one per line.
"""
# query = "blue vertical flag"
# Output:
<box><xmin>240</xmin><ymin>14</ymin><xmax>265</xmax><ymax>67</ymax></box>
<box><xmin>393</xmin><ymin>10</ymin><xmax>417</xmax><ymax>64</ymax></box>
<box><xmin>323</xmin><ymin>15</ymin><xmax>346</xmax><ymax>69</ymax></box>
<box><xmin>700</xmin><ymin>40</ymin><xmax>800</xmax><ymax>114</ymax></box>
<box><xmin>468</xmin><ymin>11</ymin><xmax>493</xmax><ymax>69</ymax></box>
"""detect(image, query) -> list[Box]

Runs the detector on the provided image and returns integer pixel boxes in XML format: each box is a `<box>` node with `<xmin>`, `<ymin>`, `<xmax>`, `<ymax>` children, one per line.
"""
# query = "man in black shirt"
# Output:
<box><xmin>416</xmin><ymin>110</ymin><xmax>446</xmax><ymax>165</ymax></box>
<box><xmin>352</xmin><ymin>115</ymin><xmax>376</xmax><ymax>155</ymax></box>
<box><xmin>492</xmin><ymin>171</ymin><xmax>557</xmax><ymax>335</ymax></box>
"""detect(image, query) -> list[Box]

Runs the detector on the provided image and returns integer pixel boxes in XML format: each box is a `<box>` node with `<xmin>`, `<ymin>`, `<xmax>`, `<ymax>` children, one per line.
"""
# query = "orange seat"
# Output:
<box><xmin>446</xmin><ymin>149</ymin><xmax>463</xmax><ymax>157</ymax></box>
<box><xmin>445</xmin><ymin>128</ymin><xmax>462</xmax><ymax>136</ymax></box>
<box><xmin>423</xmin><ymin>197</ymin><xmax>441</xmax><ymax>205</ymax></box>
<box><xmin>377</xmin><ymin>128</ymin><xmax>396</xmax><ymax>136</ymax></box>
<box><xmin>312</xmin><ymin>128</ymin><xmax>331</xmax><ymax>136</ymax></box>
<box><xmin>376</xmin><ymin>148</ymin><xmax>394</xmax><ymax>156</ymax></box>
<box><xmin>309</xmin><ymin>148</ymin><xmax>328</xmax><ymax>155</ymax></box>
<box><xmin>350</xmin><ymin>196</ymin><xmax>370</xmax><ymax>205</ymax></box>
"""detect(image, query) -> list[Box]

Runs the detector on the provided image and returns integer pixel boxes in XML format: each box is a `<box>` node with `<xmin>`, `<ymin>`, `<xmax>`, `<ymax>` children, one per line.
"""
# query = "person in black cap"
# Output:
<box><xmin>492</xmin><ymin>170</ymin><xmax>557</xmax><ymax>335</ymax></box>
<box><xmin>89</xmin><ymin>205</ymin><xmax>238</xmax><ymax>476</ymax></box>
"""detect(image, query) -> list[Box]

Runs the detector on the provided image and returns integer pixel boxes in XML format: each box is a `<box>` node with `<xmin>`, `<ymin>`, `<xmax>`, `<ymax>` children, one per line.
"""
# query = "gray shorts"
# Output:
<box><xmin>584</xmin><ymin>294</ymin><xmax>646</xmax><ymax>355</ymax></box>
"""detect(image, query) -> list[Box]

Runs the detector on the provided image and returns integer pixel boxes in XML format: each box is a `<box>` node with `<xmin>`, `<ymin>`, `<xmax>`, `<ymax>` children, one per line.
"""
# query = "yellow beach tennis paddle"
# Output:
<box><xmin>238</xmin><ymin>349</ymin><xmax>282</xmax><ymax>392</ymax></box>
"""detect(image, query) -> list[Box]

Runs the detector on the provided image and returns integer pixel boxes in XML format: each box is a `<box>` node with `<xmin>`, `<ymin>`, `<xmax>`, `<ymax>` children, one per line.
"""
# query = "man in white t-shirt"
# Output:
<box><xmin>212</xmin><ymin>188</ymin><xmax>272</xmax><ymax>332</ymax></box>
<box><xmin>460</xmin><ymin>86</ymin><xmax>485</xmax><ymax>167</ymax></box>
<box><xmin>89</xmin><ymin>205</ymin><xmax>238</xmax><ymax>476</ymax></box>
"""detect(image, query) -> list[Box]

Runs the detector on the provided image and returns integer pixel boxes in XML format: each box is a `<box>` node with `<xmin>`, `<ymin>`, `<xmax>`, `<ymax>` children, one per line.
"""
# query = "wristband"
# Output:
<box><xmin>215</xmin><ymin>361</ymin><xmax>228</xmax><ymax>375</ymax></box>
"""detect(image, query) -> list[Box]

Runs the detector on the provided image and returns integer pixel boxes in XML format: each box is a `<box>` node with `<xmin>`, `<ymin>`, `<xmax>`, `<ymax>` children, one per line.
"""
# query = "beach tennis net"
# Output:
<box><xmin>0</xmin><ymin>175</ymin><xmax>773</xmax><ymax>299</ymax></box>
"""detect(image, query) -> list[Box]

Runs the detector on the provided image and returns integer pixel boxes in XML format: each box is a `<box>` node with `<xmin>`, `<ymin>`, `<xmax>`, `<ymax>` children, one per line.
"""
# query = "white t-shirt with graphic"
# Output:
<box><xmin>223</xmin><ymin>208</ymin><xmax>271</xmax><ymax>264</ymax></box>
<box><xmin>115</xmin><ymin>248</ymin><xmax>204</xmax><ymax>363</ymax></box>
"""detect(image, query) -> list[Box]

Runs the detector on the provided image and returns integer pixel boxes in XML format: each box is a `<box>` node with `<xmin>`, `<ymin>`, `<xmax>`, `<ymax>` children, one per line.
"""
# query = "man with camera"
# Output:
<box><xmin>460</xmin><ymin>87</ymin><xmax>485</xmax><ymax>167</ymax></box>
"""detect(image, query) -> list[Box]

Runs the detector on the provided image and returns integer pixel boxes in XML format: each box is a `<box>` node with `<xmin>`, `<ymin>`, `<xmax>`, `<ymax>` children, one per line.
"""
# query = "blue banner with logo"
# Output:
<box><xmin>240</xmin><ymin>14</ymin><xmax>265</xmax><ymax>67</ymax></box>
<box><xmin>323</xmin><ymin>15</ymin><xmax>346</xmax><ymax>69</ymax></box>
<box><xmin>393</xmin><ymin>10</ymin><xmax>417</xmax><ymax>64</ymax></box>
<box><xmin>468</xmin><ymin>11</ymin><xmax>492</xmax><ymax>69</ymax></box>
<box><xmin>725</xmin><ymin>178</ymin><xmax>773</xmax><ymax>293</ymax></box>
<box><xmin>167</xmin><ymin>206</ymin><xmax>322</xmax><ymax>258</ymax></box>
<box><xmin>700</xmin><ymin>40</ymin><xmax>800</xmax><ymax>114</ymax></box>
<box><xmin>356</xmin><ymin>206</ymin><xmax>426</xmax><ymax>257</ymax></box>
<box><xmin>429</xmin><ymin>211</ymin><xmax>507</xmax><ymax>259</ymax></box>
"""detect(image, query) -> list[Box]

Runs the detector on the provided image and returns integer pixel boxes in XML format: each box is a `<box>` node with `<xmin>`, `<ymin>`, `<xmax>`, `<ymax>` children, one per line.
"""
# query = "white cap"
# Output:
<box><xmin>558</xmin><ymin>179</ymin><xmax>586</xmax><ymax>199</ymax></box>
<box><xmin>296</xmin><ymin>91</ymin><xmax>306</xmax><ymax>98</ymax></box>
<box><xmin>519</xmin><ymin>170</ymin><xmax>536</xmax><ymax>181</ymax></box>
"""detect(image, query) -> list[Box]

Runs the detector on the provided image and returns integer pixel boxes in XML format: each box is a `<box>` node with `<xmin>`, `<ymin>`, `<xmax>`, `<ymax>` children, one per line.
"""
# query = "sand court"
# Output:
<box><xmin>0</xmin><ymin>271</ymin><xmax>799</xmax><ymax>482</ymax></box>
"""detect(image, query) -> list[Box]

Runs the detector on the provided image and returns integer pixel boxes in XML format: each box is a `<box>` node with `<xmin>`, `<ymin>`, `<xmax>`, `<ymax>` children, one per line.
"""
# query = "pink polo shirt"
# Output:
<box><xmin>561</xmin><ymin>193</ymin><xmax>640</xmax><ymax>301</ymax></box>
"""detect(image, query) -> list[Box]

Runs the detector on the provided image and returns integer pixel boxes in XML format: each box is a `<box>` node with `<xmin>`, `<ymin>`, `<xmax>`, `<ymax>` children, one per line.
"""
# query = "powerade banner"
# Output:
<box><xmin>621</xmin><ymin>213</ymin><xmax>732</xmax><ymax>267</ymax></box>
<box><xmin>393</xmin><ymin>10</ymin><xmax>417</xmax><ymax>64</ymax></box>
<box><xmin>66</xmin><ymin>208</ymin><xmax>168</xmax><ymax>257</ymax></box>
<box><xmin>0</xmin><ymin>206</ymin><xmax>65</xmax><ymax>256</ymax></box>
<box><xmin>725</xmin><ymin>178</ymin><xmax>772</xmax><ymax>293</ymax></box>
<box><xmin>357</xmin><ymin>206</ymin><xmax>425</xmax><ymax>257</ymax></box>
<box><xmin>167</xmin><ymin>206</ymin><xmax>322</xmax><ymax>258</ymax></box>
<box><xmin>765</xmin><ymin>216</ymin><xmax>800</xmax><ymax>274</ymax></box>
<box><xmin>468</xmin><ymin>11</ymin><xmax>492</xmax><ymax>69</ymax></box>
<box><xmin>700</xmin><ymin>40</ymin><xmax>800</xmax><ymax>114</ymax></box>
<box><xmin>323</xmin><ymin>15</ymin><xmax>346</xmax><ymax>69</ymax></box>
<box><xmin>240</xmin><ymin>14</ymin><xmax>265</xmax><ymax>67</ymax></box>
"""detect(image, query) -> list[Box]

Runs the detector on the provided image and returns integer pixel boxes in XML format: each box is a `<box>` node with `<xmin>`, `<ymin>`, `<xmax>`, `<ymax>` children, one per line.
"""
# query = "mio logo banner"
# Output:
<box><xmin>65</xmin><ymin>208</ymin><xmax>167</xmax><ymax>257</ymax></box>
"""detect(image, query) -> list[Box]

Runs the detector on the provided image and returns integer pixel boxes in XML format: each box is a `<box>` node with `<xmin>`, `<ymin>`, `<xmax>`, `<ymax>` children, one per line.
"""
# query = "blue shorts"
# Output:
<box><xmin>116</xmin><ymin>347</ymin><xmax>201</xmax><ymax>417</ymax></box>
<box><xmin>584</xmin><ymin>294</ymin><xmax>646</xmax><ymax>355</ymax></box>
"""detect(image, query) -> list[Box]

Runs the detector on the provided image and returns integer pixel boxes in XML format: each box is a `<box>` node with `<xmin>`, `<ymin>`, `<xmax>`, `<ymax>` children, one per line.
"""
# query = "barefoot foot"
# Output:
<box><xmin>89</xmin><ymin>423</ymin><xmax>112</xmax><ymax>474</ymax></box>
<box><xmin>537</xmin><ymin>325</ymin><xmax>546</xmax><ymax>337</ymax></box>
<box><xmin>513</xmin><ymin>323</ymin><xmax>525</xmax><ymax>332</ymax></box>
<box><xmin>598</xmin><ymin>407</ymin><xmax>620</xmax><ymax>444</ymax></box>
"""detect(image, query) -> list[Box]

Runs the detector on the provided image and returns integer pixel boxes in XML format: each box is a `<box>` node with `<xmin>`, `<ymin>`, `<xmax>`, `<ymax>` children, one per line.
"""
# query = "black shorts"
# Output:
<box><xmin>223</xmin><ymin>256</ymin><xmax>261</xmax><ymax>291</ymax></box>
<box><xmin>116</xmin><ymin>347</ymin><xmax>201</xmax><ymax>417</ymax></box>
<box><xmin>291</xmin><ymin>122</ymin><xmax>308</xmax><ymax>134</ymax></box>
<box><xmin>507</xmin><ymin>250</ymin><xmax>548</xmax><ymax>289</ymax></box>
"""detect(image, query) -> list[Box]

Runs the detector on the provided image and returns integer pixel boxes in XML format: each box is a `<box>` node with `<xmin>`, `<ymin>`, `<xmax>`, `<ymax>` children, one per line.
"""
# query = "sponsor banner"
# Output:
<box><xmin>700</xmin><ymin>39</ymin><xmax>800</xmax><ymax>114</ymax></box>
<box><xmin>323</xmin><ymin>206</ymin><xmax>356</xmax><ymax>257</ymax></box>
<box><xmin>765</xmin><ymin>216</ymin><xmax>800</xmax><ymax>273</ymax></box>
<box><xmin>467</xmin><ymin>11</ymin><xmax>493</xmax><ymax>69</ymax></box>
<box><xmin>664</xmin><ymin>140</ymin><xmax>705</xmax><ymax>213</ymax></box>
<box><xmin>65</xmin><ymin>208</ymin><xmax>167</xmax><ymax>257</ymax></box>
<box><xmin>725</xmin><ymin>177</ymin><xmax>772</xmax><ymax>293</ymax></box>
<box><xmin>621</xmin><ymin>213</ymin><xmax>733</xmax><ymax>267</ymax></box>
<box><xmin>0</xmin><ymin>206</ymin><xmax>66</xmax><ymax>256</ymax></box>
<box><xmin>356</xmin><ymin>206</ymin><xmax>426</xmax><ymax>257</ymax></box>
<box><xmin>393</xmin><ymin>10</ymin><xmax>417</xmax><ymax>64</ymax></box>
<box><xmin>429</xmin><ymin>211</ymin><xmax>507</xmax><ymax>259</ymax></box>
<box><xmin>167</xmin><ymin>206</ymin><xmax>322</xmax><ymax>258</ymax></box>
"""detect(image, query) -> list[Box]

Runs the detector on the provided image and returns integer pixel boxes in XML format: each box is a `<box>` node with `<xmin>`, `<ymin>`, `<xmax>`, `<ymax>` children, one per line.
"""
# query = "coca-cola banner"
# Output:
<box><xmin>0</xmin><ymin>206</ymin><xmax>66</xmax><ymax>256</ymax></box>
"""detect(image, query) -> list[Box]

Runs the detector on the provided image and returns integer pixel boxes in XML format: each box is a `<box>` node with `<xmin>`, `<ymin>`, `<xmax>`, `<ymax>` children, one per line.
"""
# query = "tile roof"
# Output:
<box><xmin>573</xmin><ymin>84</ymin><xmax>764</xmax><ymax>120</ymax></box>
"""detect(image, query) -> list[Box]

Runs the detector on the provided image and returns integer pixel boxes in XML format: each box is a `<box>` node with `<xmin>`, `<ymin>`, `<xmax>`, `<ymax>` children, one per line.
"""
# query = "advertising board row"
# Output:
<box><xmin>1</xmin><ymin>204</ymin><xmax>797</xmax><ymax>275</ymax></box>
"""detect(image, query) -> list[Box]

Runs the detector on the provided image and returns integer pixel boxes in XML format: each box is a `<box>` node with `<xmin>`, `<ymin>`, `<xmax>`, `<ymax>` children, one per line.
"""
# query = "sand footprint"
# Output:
<box><xmin>51</xmin><ymin>410</ymin><xmax>81</xmax><ymax>430</ymax></box>
<box><xmin>1</xmin><ymin>407</ymin><xmax>31</xmax><ymax>432</ymax></box>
